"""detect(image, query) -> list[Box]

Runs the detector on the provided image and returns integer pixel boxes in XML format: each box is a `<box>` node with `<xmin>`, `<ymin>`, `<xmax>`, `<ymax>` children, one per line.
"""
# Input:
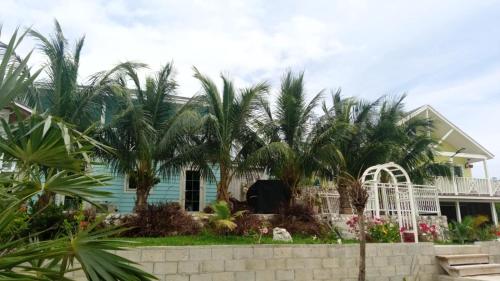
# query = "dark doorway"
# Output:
<box><xmin>185</xmin><ymin>171</ymin><xmax>201</xmax><ymax>211</ymax></box>
<box><xmin>440</xmin><ymin>201</ymin><xmax>458</xmax><ymax>222</ymax></box>
<box><xmin>460</xmin><ymin>202</ymin><xmax>492</xmax><ymax>223</ymax></box>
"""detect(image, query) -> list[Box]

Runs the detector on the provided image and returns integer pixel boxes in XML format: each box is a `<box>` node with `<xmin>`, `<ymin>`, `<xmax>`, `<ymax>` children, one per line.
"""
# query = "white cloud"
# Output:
<box><xmin>1</xmin><ymin>0</ymin><xmax>500</xmax><ymax>176</ymax></box>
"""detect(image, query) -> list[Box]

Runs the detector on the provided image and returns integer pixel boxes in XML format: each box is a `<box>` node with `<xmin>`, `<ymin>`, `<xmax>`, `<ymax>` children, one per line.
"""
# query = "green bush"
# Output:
<box><xmin>448</xmin><ymin>215</ymin><xmax>496</xmax><ymax>244</ymax></box>
<box><xmin>25</xmin><ymin>200</ymin><xmax>77</xmax><ymax>240</ymax></box>
<box><xmin>367</xmin><ymin>221</ymin><xmax>400</xmax><ymax>243</ymax></box>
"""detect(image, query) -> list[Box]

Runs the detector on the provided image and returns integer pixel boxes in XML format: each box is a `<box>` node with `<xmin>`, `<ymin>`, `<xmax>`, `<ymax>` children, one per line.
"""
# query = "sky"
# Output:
<box><xmin>1</xmin><ymin>0</ymin><xmax>500</xmax><ymax>177</ymax></box>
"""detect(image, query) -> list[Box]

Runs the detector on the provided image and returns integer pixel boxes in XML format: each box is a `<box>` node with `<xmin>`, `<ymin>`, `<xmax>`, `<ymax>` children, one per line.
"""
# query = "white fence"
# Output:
<box><xmin>435</xmin><ymin>176</ymin><xmax>498</xmax><ymax>196</ymax></box>
<box><xmin>365</xmin><ymin>183</ymin><xmax>440</xmax><ymax>216</ymax></box>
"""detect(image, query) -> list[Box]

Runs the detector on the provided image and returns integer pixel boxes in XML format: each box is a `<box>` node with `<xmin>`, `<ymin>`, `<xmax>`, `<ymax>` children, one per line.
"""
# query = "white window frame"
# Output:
<box><xmin>123</xmin><ymin>174</ymin><xmax>137</xmax><ymax>193</ymax></box>
<box><xmin>179</xmin><ymin>169</ymin><xmax>205</xmax><ymax>212</ymax></box>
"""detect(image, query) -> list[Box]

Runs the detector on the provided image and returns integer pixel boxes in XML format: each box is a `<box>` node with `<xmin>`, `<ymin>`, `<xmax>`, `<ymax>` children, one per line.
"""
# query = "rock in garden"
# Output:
<box><xmin>272</xmin><ymin>227</ymin><xmax>293</xmax><ymax>242</ymax></box>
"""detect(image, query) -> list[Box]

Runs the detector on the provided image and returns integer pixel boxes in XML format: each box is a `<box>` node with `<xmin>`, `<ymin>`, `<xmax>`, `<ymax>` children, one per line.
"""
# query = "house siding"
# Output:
<box><xmin>92</xmin><ymin>165</ymin><xmax>218</xmax><ymax>213</ymax></box>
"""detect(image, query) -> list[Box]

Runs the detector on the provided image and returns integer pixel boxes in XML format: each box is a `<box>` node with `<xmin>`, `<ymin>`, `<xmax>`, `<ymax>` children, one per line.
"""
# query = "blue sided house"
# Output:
<box><xmin>0</xmin><ymin>101</ymin><xmax>220</xmax><ymax>214</ymax></box>
<box><xmin>91</xmin><ymin>165</ymin><xmax>219</xmax><ymax>213</ymax></box>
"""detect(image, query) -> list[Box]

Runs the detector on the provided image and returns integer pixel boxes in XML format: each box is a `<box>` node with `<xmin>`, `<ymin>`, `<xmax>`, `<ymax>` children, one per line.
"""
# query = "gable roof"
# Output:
<box><xmin>403</xmin><ymin>105</ymin><xmax>494</xmax><ymax>160</ymax></box>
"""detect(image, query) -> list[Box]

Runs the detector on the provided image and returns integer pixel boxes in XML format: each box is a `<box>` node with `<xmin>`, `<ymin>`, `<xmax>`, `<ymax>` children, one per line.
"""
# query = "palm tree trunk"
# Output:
<box><xmin>134</xmin><ymin>184</ymin><xmax>152</xmax><ymax>212</ymax></box>
<box><xmin>357</xmin><ymin>209</ymin><xmax>366</xmax><ymax>281</ymax></box>
<box><xmin>338</xmin><ymin>182</ymin><xmax>352</xmax><ymax>213</ymax></box>
<box><xmin>217</xmin><ymin>166</ymin><xmax>230</xmax><ymax>202</ymax></box>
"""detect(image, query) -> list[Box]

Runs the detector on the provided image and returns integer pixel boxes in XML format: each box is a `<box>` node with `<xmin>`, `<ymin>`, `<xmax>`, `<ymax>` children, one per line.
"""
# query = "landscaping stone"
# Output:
<box><xmin>272</xmin><ymin>227</ymin><xmax>293</xmax><ymax>242</ymax></box>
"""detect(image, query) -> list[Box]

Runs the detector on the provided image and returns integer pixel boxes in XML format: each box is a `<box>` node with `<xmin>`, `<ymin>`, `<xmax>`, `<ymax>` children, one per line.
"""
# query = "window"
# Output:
<box><xmin>453</xmin><ymin>166</ymin><xmax>463</xmax><ymax>177</ymax></box>
<box><xmin>124</xmin><ymin>174</ymin><xmax>136</xmax><ymax>192</ymax></box>
<box><xmin>184</xmin><ymin>171</ymin><xmax>201</xmax><ymax>211</ymax></box>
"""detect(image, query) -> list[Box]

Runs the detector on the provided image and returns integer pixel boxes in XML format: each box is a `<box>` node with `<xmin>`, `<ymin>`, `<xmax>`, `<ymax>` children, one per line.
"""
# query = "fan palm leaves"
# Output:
<box><xmin>0</xmin><ymin>116</ymin><xmax>155</xmax><ymax>280</ymax></box>
<box><xmin>0</xmin><ymin>27</ymin><xmax>41</xmax><ymax>109</ymax></box>
<box><xmin>189</xmin><ymin>67</ymin><xmax>269</xmax><ymax>202</ymax></box>
<box><xmin>27</xmin><ymin>20</ymin><xmax>129</xmax><ymax>131</ymax></box>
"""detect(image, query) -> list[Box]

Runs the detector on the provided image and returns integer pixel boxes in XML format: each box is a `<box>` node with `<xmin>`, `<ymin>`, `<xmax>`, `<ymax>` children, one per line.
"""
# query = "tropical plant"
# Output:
<box><xmin>96</xmin><ymin>63</ymin><xmax>198</xmax><ymax>211</ymax></box>
<box><xmin>189</xmin><ymin>68</ymin><xmax>269</xmax><ymax>202</ymax></box>
<box><xmin>0</xmin><ymin>27</ymin><xmax>41</xmax><ymax>110</ymax></box>
<box><xmin>253</xmin><ymin>71</ymin><xmax>342</xmax><ymax>201</ymax></box>
<box><xmin>448</xmin><ymin>216</ymin><xmax>474</xmax><ymax>244</ymax></box>
<box><xmin>448</xmin><ymin>215</ymin><xmax>497</xmax><ymax>243</ymax></box>
<box><xmin>207</xmin><ymin>201</ymin><xmax>245</xmax><ymax>233</ymax></box>
<box><xmin>271</xmin><ymin>203</ymin><xmax>326</xmax><ymax>236</ymax></box>
<box><xmin>322</xmin><ymin>93</ymin><xmax>451</xmax><ymax>211</ymax></box>
<box><xmin>27</xmin><ymin>20</ymin><xmax>130</xmax><ymax>131</ymax></box>
<box><xmin>123</xmin><ymin>202</ymin><xmax>201</xmax><ymax>237</ymax></box>
<box><xmin>0</xmin><ymin>116</ymin><xmax>155</xmax><ymax>280</ymax></box>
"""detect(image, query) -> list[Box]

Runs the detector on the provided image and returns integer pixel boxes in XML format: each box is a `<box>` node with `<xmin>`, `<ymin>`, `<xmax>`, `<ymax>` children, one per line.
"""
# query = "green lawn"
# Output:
<box><xmin>119</xmin><ymin>233</ymin><xmax>356</xmax><ymax>246</ymax></box>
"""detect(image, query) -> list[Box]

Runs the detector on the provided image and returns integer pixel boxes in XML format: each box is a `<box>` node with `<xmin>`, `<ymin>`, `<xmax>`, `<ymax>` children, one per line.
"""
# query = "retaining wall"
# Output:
<box><xmin>68</xmin><ymin>241</ymin><xmax>500</xmax><ymax>281</ymax></box>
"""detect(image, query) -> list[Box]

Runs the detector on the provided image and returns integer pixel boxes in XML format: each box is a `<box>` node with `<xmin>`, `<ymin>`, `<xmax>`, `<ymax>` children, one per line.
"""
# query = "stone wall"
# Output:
<box><xmin>66</xmin><ymin>241</ymin><xmax>500</xmax><ymax>281</ymax></box>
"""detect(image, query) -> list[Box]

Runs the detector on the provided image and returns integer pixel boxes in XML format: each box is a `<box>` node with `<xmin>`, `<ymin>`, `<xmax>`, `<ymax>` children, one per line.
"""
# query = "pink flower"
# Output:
<box><xmin>261</xmin><ymin>227</ymin><xmax>268</xmax><ymax>235</ymax></box>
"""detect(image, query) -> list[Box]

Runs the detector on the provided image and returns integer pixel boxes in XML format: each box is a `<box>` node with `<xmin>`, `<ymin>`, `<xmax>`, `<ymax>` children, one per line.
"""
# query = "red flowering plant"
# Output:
<box><xmin>417</xmin><ymin>222</ymin><xmax>439</xmax><ymax>242</ymax></box>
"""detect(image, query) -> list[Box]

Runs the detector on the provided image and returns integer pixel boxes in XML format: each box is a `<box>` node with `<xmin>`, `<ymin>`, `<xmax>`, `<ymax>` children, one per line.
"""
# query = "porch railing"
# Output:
<box><xmin>434</xmin><ymin>176</ymin><xmax>499</xmax><ymax>196</ymax></box>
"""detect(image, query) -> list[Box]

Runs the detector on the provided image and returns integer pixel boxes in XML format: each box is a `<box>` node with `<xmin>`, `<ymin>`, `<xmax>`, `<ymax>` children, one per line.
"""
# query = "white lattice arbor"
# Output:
<box><xmin>361</xmin><ymin>162</ymin><xmax>419</xmax><ymax>242</ymax></box>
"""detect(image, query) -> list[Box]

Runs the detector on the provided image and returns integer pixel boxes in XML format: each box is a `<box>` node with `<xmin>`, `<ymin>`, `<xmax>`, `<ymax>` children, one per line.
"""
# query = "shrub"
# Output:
<box><xmin>232</xmin><ymin>212</ymin><xmax>264</xmax><ymax>236</ymax></box>
<box><xmin>123</xmin><ymin>202</ymin><xmax>201</xmax><ymax>237</ymax></box>
<box><xmin>271</xmin><ymin>203</ymin><xmax>326</xmax><ymax>236</ymax></box>
<box><xmin>447</xmin><ymin>215</ymin><xmax>496</xmax><ymax>244</ymax></box>
<box><xmin>346</xmin><ymin>216</ymin><xmax>401</xmax><ymax>243</ymax></box>
<box><xmin>367</xmin><ymin>220</ymin><xmax>400</xmax><ymax>243</ymax></box>
<box><xmin>26</xmin><ymin>200</ymin><xmax>77</xmax><ymax>240</ymax></box>
<box><xmin>207</xmin><ymin>201</ymin><xmax>245</xmax><ymax>234</ymax></box>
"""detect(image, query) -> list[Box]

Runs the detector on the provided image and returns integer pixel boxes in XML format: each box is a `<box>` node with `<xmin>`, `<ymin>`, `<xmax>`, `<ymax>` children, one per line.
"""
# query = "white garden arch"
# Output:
<box><xmin>361</xmin><ymin>162</ymin><xmax>419</xmax><ymax>242</ymax></box>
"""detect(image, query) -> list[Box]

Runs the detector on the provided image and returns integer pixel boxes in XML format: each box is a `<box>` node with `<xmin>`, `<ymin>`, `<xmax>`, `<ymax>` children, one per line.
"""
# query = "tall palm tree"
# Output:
<box><xmin>96</xmin><ymin>63</ymin><xmax>198</xmax><ymax>211</ymax></box>
<box><xmin>322</xmin><ymin>93</ymin><xmax>450</xmax><ymax>211</ymax></box>
<box><xmin>28</xmin><ymin>20</ymin><xmax>125</xmax><ymax>131</ymax></box>
<box><xmin>252</xmin><ymin>71</ymin><xmax>342</xmax><ymax>201</ymax></box>
<box><xmin>188</xmin><ymin>68</ymin><xmax>269</xmax><ymax>202</ymax></box>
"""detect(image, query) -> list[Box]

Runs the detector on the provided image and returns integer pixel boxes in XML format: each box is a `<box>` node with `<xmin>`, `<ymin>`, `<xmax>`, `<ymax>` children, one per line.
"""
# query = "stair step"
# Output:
<box><xmin>437</xmin><ymin>254</ymin><xmax>490</xmax><ymax>265</ymax></box>
<box><xmin>449</xmin><ymin>264</ymin><xmax>500</xmax><ymax>277</ymax></box>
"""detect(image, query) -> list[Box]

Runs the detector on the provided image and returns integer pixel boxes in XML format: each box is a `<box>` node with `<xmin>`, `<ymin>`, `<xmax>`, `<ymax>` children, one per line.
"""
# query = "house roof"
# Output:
<box><xmin>403</xmin><ymin>105</ymin><xmax>494</xmax><ymax>161</ymax></box>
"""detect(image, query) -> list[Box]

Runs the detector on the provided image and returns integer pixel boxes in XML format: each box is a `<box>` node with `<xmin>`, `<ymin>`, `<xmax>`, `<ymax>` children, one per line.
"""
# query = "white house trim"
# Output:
<box><xmin>405</xmin><ymin>105</ymin><xmax>494</xmax><ymax>159</ymax></box>
<box><xmin>437</xmin><ymin>129</ymin><xmax>454</xmax><ymax>145</ymax></box>
<box><xmin>123</xmin><ymin>174</ymin><xmax>135</xmax><ymax>193</ymax></box>
<box><xmin>437</xmin><ymin>151</ymin><xmax>488</xmax><ymax>160</ymax></box>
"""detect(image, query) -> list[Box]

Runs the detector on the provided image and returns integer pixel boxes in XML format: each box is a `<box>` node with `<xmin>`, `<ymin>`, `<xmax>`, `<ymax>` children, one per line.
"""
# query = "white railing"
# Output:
<box><xmin>455</xmin><ymin>177</ymin><xmax>490</xmax><ymax>195</ymax></box>
<box><xmin>365</xmin><ymin>183</ymin><xmax>440</xmax><ymax>216</ymax></box>
<box><xmin>493</xmin><ymin>180</ymin><xmax>500</xmax><ymax>195</ymax></box>
<box><xmin>434</xmin><ymin>176</ymin><xmax>496</xmax><ymax>196</ymax></box>
<box><xmin>413</xmin><ymin>185</ymin><xmax>440</xmax><ymax>215</ymax></box>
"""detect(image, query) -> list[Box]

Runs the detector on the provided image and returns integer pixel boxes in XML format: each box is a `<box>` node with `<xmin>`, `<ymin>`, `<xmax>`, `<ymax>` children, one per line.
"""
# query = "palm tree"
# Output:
<box><xmin>0</xmin><ymin>29</ymin><xmax>154</xmax><ymax>278</ymax></box>
<box><xmin>27</xmin><ymin>20</ymin><xmax>126</xmax><ymax>131</ymax></box>
<box><xmin>189</xmin><ymin>67</ymin><xmax>269</xmax><ymax>202</ymax></box>
<box><xmin>252</xmin><ymin>71</ymin><xmax>342</xmax><ymax>201</ymax></box>
<box><xmin>322</xmin><ymin>93</ymin><xmax>450</xmax><ymax>211</ymax></box>
<box><xmin>0</xmin><ymin>116</ymin><xmax>155</xmax><ymax>281</ymax></box>
<box><xmin>96</xmin><ymin>63</ymin><xmax>198</xmax><ymax>211</ymax></box>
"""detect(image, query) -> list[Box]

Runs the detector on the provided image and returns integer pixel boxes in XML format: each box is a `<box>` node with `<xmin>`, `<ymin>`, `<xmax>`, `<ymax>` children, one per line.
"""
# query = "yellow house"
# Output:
<box><xmin>406</xmin><ymin>105</ymin><xmax>498</xmax><ymax>225</ymax></box>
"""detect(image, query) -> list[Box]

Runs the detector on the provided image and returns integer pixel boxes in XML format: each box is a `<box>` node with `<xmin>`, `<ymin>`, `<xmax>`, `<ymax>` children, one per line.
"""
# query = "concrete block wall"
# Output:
<box><xmin>67</xmin><ymin>242</ymin><xmax>500</xmax><ymax>281</ymax></box>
